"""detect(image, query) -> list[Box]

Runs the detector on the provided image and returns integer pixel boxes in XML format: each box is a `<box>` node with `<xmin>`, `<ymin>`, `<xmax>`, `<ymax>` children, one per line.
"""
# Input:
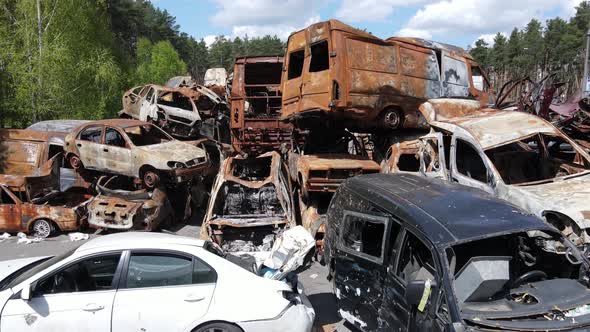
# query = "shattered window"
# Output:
<box><xmin>471</xmin><ymin>65</ymin><xmax>486</xmax><ymax>91</ymax></box>
<box><xmin>288</xmin><ymin>49</ymin><xmax>304</xmax><ymax>79</ymax></box>
<box><xmin>485</xmin><ymin>134</ymin><xmax>590</xmax><ymax>185</ymax></box>
<box><xmin>456</xmin><ymin>139</ymin><xmax>488</xmax><ymax>183</ymax></box>
<box><xmin>105</xmin><ymin>127</ymin><xmax>126</xmax><ymax>148</ymax></box>
<box><xmin>398</xmin><ymin>153</ymin><xmax>420</xmax><ymax>172</ymax></box>
<box><xmin>0</xmin><ymin>188</ymin><xmax>15</xmax><ymax>204</ymax></box>
<box><xmin>145</xmin><ymin>87</ymin><xmax>155</xmax><ymax>102</ymax></box>
<box><xmin>340</xmin><ymin>212</ymin><xmax>392</xmax><ymax>262</ymax></box>
<box><xmin>79</xmin><ymin>126</ymin><xmax>103</xmax><ymax>143</ymax></box>
<box><xmin>157</xmin><ymin>91</ymin><xmax>193</xmax><ymax>111</ymax></box>
<box><xmin>124</xmin><ymin>124</ymin><xmax>172</xmax><ymax>146</ymax></box>
<box><xmin>397</xmin><ymin>232</ymin><xmax>435</xmax><ymax>284</ymax></box>
<box><xmin>214</xmin><ymin>183</ymin><xmax>284</xmax><ymax>217</ymax></box>
<box><xmin>310</xmin><ymin>40</ymin><xmax>329</xmax><ymax>72</ymax></box>
<box><xmin>35</xmin><ymin>254</ymin><xmax>121</xmax><ymax>294</ymax></box>
<box><xmin>126</xmin><ymin>253</ymin><xmax>193</xmax><ymax>288</ymax></box>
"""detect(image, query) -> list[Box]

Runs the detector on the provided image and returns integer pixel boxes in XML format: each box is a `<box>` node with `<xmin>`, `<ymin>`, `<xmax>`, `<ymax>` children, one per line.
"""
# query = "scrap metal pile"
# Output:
<box><xmin>2</xmin><ymin>18</ymin><xmax>590</xmax><ymax>282</ymax></box>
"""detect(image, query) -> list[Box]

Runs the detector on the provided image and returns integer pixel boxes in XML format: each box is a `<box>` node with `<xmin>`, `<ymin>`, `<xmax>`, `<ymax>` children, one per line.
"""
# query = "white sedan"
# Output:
<box><xmin>0</xmin><ymin>233</ymin><xmax>315</xmax><ymax>332</ymax></box>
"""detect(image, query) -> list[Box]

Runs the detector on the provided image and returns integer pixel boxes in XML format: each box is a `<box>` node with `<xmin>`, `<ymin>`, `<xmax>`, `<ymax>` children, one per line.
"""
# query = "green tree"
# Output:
<box><xmin>470</xmin><ymin>39</ymin><xmax>490</xmax><ymax>68</ymax></box>
<box><xmin>135</xmin><ymin>38</ymin><xmax>187</xmax><ymax>85</ymax></box>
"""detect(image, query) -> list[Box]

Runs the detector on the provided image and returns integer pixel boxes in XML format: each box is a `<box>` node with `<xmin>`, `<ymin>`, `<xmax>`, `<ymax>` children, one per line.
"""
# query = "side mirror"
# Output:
<box><xmin>20</xmin><ymin>283</ymin><xmax>32</xmax><ymax>301</ymax></box>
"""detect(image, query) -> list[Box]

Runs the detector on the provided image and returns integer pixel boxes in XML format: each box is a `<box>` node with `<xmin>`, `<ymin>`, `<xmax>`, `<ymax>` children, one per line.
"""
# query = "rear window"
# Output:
<box><xmin>288</xmin><ymin>49</ymin><xmax>304</xmax><ymax>79</ymax></box>
<box><xmin>310</xmin><ymin>40</ymin><xmax>329</xmax><ymax>72</ymax></box>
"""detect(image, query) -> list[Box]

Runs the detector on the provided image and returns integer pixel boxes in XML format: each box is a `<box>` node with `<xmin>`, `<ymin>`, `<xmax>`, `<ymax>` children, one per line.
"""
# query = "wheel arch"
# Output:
<box><xmin>190</xmin><ymin>320</ymin><xmax>244</xmax><ymax>332</ymax></box>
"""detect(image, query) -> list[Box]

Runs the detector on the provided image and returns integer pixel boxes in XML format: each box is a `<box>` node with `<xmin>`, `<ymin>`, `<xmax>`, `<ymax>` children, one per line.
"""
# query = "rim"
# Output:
<box><xmin>33</xmin><ymin>220</ymin><xmax>51</xmax><ymax>238</ymax></box>
<box><xmin>202</xmin><ymin>328</ymin><xmax>228</xmax><ymax>332</ymax></box>
<box><xmin>70</xmin><ymin>155</ymin><xmax>81</xmax><ymax>169</ymax></box>
<box><xmin>384</xmin><ymin>110</ymin><xmax>401</xmax><ymax>128</ymax></box>
<box><xmin>144</xmin><ymin>172</ymin><xmax>158</xmax><ymax>187</ymax></box>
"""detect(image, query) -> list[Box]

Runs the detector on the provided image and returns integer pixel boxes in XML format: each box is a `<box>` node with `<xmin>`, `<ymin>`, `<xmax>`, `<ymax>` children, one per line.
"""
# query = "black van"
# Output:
<box><xmin>324</xmin><ymin>173</ymin><xmax>590</xmax><ymax>331</ymax></box>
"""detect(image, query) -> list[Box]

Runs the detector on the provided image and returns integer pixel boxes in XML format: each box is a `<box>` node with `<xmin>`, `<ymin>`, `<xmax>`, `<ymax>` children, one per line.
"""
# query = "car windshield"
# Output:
<box><xmin>301</xmin><ymin>130</ymin><xmax>366</xmax><ymax>156</ymax></box>
<box><xmin>0</xmin><ymin>247</ymin><xmax>78</xmax><ymax>291</ymax></box>
<box><xmin>485</xmin><ymin>133</ymin><xmax>590</xmax><ymax>185</ymax></box>
<box><xmin>447</xmin><ymin>230</ymin><xmax>586</xmax><ymax>315</ymax></box>
<box><xmin>212</xmin><ymin>182</ymin><xmax>285</xmax><ymax>217</ymax></box>
<box><xmin>124</xmin><ymin>124</ymin><xmax>172</xmax><ymax>146</ymax></box>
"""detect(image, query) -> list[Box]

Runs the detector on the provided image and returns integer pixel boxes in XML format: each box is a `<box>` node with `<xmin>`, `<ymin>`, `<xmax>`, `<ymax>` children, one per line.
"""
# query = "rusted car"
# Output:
<box><xmin>0</xmin><ymin>129</ymin><xmax>65</xmax><ymax>198</ymax></box>
<box><xmin>280</xmin><ymin>19</ymin><xmax>490</xmax><ymax>130</ymax></box>
<box><xmin>86</xmin><ymin>176</ymin><xmax>172</xmax><ymax>231</ymax></box>
<box><xmin>288</xmin><ymin>129</ymin><xmax>380</xmax><ymax>199</ymax></box>
<box><xmin>0</xmin><ymin>185</ymin><xmax>89</xmax><ymax>238</ymax></box>
<box><xmin>200</xmin><ymin>152</ymin><xmax>296</xmax><ymax>255</ymax></box>
<box><xmin>120</xmin><ymin>84</ymin><xmax>228</xmax><ymax>141</ymax></box>
<box><xmin>230</xmin><ymin>56</ymin><xmax>293</xmax><ymax>154</ymax></box>
<box><xmin>64</xmin><ymin>119</ymin><xmax>209</xmax><ymax>188</ymax></box>
<box><xmin>381</xmin><ymin>98</ymin><xmax>590</xmax><ymax>249</ymax></box>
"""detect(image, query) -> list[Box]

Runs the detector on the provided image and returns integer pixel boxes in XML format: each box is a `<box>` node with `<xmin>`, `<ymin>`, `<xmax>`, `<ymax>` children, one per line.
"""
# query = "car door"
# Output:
<box><xmin>282</xmin><ymin>43</ymin><xmax>306</xmax><ymax>116</ymax></box>
<box><xmin>418</xmin><ymin>133</ymin><xmax>448</xmax><ymax>180</ymax></box>
<box><xmin>0</xmin><ymin>252</ymin><xmax>122</xmax><ymax>332</ymax></box>
<box><xmin>124</xmin><ymin>86</ymin><xmax>145</xmax><ymax>118</ymax></box>
<box><xmin>100</xmin><ymin>127</ymin><xmax>133</xmax><ymax>176</ymax></box>
<box><xmin>440</xmin><ymin>53</ymin><xmax>469</xmax><ymax>98</ymax></box>
<box><xmin>111</xmin><ymin>250</ymin><xmax>217</xmax><ymax>332</ymax></box>
<box><xmin>139</xmin><ymin>87</ymin><xmax>158</xmax><ymax>122</ymax></box>
<box><xmin>75</xmin><ymin>125</ymin><xmax>104</xmax><ymax>170</ymax></box>
<box><xmin>300</xmin><ymin>38</ymin><xmax>331</xmax><ymax>111</ymax></box>
<box><xmin>0</xmin><ymin>186</ymin><xmax>23</xmax><ymax>233</ymax></box>
<box><xmin>383</xmin><ymin>229</ymin><xmax>441</xmax><ymax>332</ymax></box>
<box><xmin>450</xmin><ymin>136</ymin><xmax>495</xmax><ymax>194</ymax></box>
<box><xmin>333</xmin><ymin>210</ymin><xmax>397</xmax><ymax>331</ymax></box>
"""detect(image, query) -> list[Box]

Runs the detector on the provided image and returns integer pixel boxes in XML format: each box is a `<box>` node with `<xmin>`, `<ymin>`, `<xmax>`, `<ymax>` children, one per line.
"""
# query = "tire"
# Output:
<box><xmin>194</xmin><ymin>322</ymin><xmax>242</xmax><ymax>332</ymax></box>
<box><xmin>142</xmin><ymin>170</ymin><xmax>160</xmax><ymax>189</ymax></box>
<box><xmin>380</xmin><ymin>107</ymin><xmax>403</xmax><ymax>129</ymax></box>
<box><xmin>32</xmin><ymin>219</ymin><xmax>53</xmax><ymax>238</ymax></box>
<box><xmin>69</xmin><ymin>154</ymin><xmax>83</xmax><ymax>170</ymax></box>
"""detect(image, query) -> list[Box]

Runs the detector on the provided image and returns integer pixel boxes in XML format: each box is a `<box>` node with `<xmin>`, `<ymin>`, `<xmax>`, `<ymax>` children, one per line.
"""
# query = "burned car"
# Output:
<box><xmin>200</xmin><ymin>152</ymin><xmax>296</xmax><ymax>258</ymax></box>
<box><xmin>280</xmin><ymin>19</ymin><xmax>490</xmax><ymax>130</ymax></box>
<box><xmin>325</xmin><ymin>173</ymin><xmax>590</xmax><ymax>331</ymax></box>
<box><xmin>382</xmin><ymin>98</ymin><xmax>590</xmax><ymax>250</ymax></box>
<box><xmin>64</xmin><ymin>119</ymin><xmax>209</xmax><ymax>188</ymax></box>
<box><xmin>120</xmin><ymin>84</ymin><xmax>228</xmax><ymax>140</ymax></box>
<box><xmin>0</xmin><ymin>184</ymin><xmax>89</xmax><ymax>238</ymax></box>
<box><xmin>288</xmin><ymin>129</ymin><xmax>380</xmax><ymax>200</ymax></box>
<box><xmin>85</xmin><ymin>176</ymin><xmax>172</xmax><ymax>231</ymax></box>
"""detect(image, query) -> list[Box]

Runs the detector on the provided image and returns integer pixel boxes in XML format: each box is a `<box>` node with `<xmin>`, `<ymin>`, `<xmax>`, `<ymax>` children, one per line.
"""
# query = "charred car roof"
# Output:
<box><xmin>72</xmin><ymin>119</ymin><xmax>150</xmax><ymax>130</ymax></box>
<box><xmin>387</xmin><ymin>37</ymin><xmax>474</xmax><ymax>60</ymax></box>
<box><xmin>342</xmin><ymin>173</ymin><xmax>551</xmax><ymax>246</ymax></box>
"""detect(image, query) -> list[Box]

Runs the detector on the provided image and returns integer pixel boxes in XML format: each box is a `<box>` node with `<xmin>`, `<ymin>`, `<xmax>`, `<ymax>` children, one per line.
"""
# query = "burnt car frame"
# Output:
<box><xmin>325</xmin><ymin>173</ymin><xmax>590</xmax><ymax>331</ymax></box>
<box><xmin>280</xmin><ymin>19</ymin><xmax>490</xmax><ymax>130</ymax></box>
<box><xmin>0</xmin><ymin>185</ymin><xmax>89</xmax><ymax>238</ymax></box>
<box><xmin>85</xmin><ymin>176</ymin><xmax>172</xmax><ymax>231</ymax></box>
<box><xmin>230</xmin><ymin>56</ymin><xmax>293</xmax><ymax>154</ymax></box>
<box><xmin>64</xmin><ymin>119</ymin><xmax>209</xmax><ymax>188</ymax></box>
<box><xmin>200</xmin><ymin>151</ymin><xmax>296</xmax><ymax>255</ymax></box>
<box><xmin>381</xmin><ymin>98</ymin><xmax>590</xmax><ymax>250</ymax></box>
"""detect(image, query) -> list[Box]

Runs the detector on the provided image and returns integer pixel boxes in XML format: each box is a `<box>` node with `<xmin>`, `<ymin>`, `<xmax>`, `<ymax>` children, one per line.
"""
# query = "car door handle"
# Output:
<box><xmin>76</xmin><ymin>143</ymin><xmax>82</xmax><ymax>147</ymax></box>
<box><xmin>82</xmin><ymin>303</ymin><xmax>105</xmax><ymax>312</ymax></box>
<box><xmin>184</xmin><ymin>295</ymin><xmax>205</xmax><ymax>302</ymax></box>
<box><xmin>103</xmin><ymin>148</ymin><xmax>108</xmax><ymax>152</ymax></box>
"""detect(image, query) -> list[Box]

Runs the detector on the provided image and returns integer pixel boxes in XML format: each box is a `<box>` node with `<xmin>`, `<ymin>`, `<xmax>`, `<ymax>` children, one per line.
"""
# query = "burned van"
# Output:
<box><xmin>230</xmin><ymin>56</ymin><xmax>292</xmax><ymax>154</ymax></box>
<box><xmin>280</xmin><ymin>19</ymin><xmax>490</xmax><ymax>130</ymax></box>
<box><xmin>325</xmin><ymin>173</ymin><xmax>590</xmax><ymax>331</ymax></box>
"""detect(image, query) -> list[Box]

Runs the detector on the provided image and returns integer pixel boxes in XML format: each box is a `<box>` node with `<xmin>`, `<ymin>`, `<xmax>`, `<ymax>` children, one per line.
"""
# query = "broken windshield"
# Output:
<box><xmin>212</xmin><ymin>182</ymin><xmax>285</xmax><ymax>218</ymax></box>
<box><xmin>124</xmin><ymin>124</ymin><xmax>172</xmax><ymax>146</ymax></box>
<box><xmin>485</xmin><ymin>133</ymin><xmax>590</xmax><ymax>185</ymax></box>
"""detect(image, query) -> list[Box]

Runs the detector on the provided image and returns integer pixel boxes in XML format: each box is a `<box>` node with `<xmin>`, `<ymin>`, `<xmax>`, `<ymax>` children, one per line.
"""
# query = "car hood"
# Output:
<box><xmin>0</xmin><ymin>256</ymin><xmax>48</xmax><ymax>283</ymax></box>
<box><xmin>299</xmin><ymin>154</ymin><xmax>380</xmax><ymax>171</ymax></box>
<box><xmin>509</xmin><ymin>173</ymin><xmax>590</xmax><ymax>228</ymax></box>
<box><xmin>135</xmin><ymin>141</ymin><xmax>206</xmax><ymax>163</ymax></box>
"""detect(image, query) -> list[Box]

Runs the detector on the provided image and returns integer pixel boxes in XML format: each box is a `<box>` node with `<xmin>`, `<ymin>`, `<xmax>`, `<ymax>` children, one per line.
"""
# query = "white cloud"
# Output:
<box><xmin>203</xmin><ymin>35</ymin><xmax>217</xmax><ymax>48</ymax></box>
<box><xmin>473</xmin><ymin>32</ymin><xmax>507</xmax><ymax>47</ymax></box>
<box><xmin>209</xmin><ymin>0</ymin><xmax>324</xmax><ymax>39</ymax></box>
<box><xmin>397</xmin><ymin>27</ymin><xmax>432</xmax><ymax>39</ymax></box>
<box><xmin>397</xmin><ymin>0</ymin><xmax>580</xmax><ymax>40</ymax></box>
<box><xmin>335</xmin><ymin>0</ymin><xmax>429</xmax><ymax>22</ymax></box>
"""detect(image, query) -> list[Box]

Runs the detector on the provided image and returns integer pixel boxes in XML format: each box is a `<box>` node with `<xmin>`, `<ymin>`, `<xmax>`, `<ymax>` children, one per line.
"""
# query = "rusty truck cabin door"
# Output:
<box><xmin>300</xmin><ymin>22</ymin><xmax>331</xmax><ymax>114</ymax></box>
<box><xmin>282</xmin><ymin>30</ymin><xmax>307</xmax><ymax>117</ymax></box>
<box><xmin>467</xmin><ymin>60</ymin><xmax>494</xmax><ymax>105</ymax></box>
<box><xmin>440</xmin><ymin>52</ymin><xmax>470</xmax><ymax>98</ymax></box>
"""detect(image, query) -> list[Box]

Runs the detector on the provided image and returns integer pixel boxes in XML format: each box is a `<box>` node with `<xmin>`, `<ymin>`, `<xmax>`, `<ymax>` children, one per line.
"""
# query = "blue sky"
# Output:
<box><xmin>154</xmin><ymin>0</ymin><xmax>584</xmax><ymax>49</ymax></box>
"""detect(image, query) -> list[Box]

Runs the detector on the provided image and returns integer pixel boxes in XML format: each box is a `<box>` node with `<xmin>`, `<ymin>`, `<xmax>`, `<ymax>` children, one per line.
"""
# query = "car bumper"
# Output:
<box><xmin>238</xmin><ymin>294</ymin><xmax>315</xmax><ymax>332</ymax></box>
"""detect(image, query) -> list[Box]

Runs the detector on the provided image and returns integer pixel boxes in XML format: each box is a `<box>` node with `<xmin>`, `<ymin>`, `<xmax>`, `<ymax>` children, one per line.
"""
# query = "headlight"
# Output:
<box><xmin>167</xmin><ymin>161</ymin><xmax>186</xmax><ymax>168</ymax></box>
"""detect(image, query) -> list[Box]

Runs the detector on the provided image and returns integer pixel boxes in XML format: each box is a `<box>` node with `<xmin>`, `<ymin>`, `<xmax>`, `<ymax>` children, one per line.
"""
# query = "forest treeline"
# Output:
<box><xmin>469</xmin><ymin>2</ymin><xmax>590</xmax><ymax>100</ymax></box>
<box><xmin>0</xmin><ymin>0</ymin><xmax>285</xmax><ymax>127</ymax></box>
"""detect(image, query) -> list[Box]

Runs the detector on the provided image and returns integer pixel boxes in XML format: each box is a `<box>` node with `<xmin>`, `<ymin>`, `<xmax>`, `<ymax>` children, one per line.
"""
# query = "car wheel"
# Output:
<box><xmin>142</xmin><ymin>170</ymin><xmax>160</xmax><ymax>189</ymax></box>
<box><xmin>194</xmin><ymin>322</ymin><xmax>242</xmax><ymax>332</ymax></box>
<box><xmin>32</xmin><ymin>219</ymin><xmax>53</xmax><ymax>238</ymax></box>
<box><xmin>69</xmin><ymin>154</ymin><xmax>83</xmax><ymax>170</ymax></box>
<box><xmin>381</xmin><ymin>108</ymin><xmax>403</xmax><ymax>129</ymax></box>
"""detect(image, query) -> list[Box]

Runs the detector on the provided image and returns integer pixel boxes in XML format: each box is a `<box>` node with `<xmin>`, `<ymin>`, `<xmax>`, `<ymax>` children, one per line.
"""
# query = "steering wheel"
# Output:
<box><xmin>511</xmin><ymin>270</ymin><xmax>547</xmax><ymax>288</ymax></box>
